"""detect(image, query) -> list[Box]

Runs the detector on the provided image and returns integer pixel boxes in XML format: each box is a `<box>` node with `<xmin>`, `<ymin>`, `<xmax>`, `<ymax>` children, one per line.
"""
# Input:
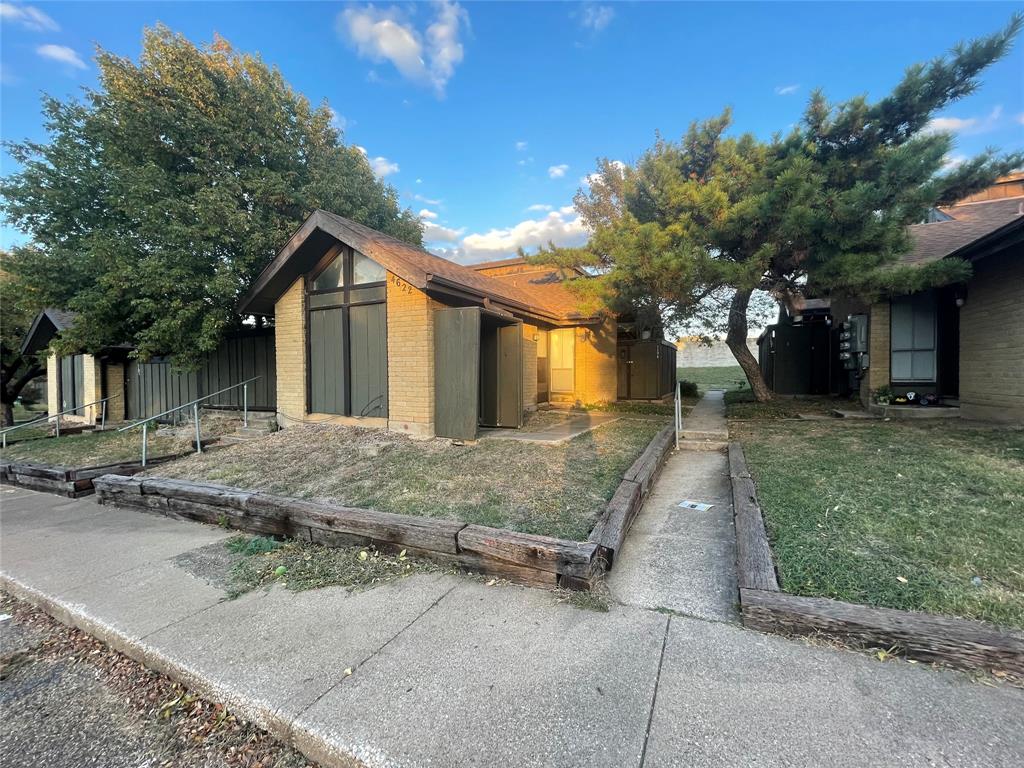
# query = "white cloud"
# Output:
<box><xmin>942</xmin><ymin>154</ymin><xmax>967</xmax><ymax>171</ymax></box>
<box><xmin>338</xmin><ymin>1</ymin><xmax>468</xmax><ymax>96</ymax></box>
<box><xmin>1</xmin><ymin>3</ymin><xmax>58</xmax><ymax>31</ymax></box>
<box><xmin>515</xmin><ymin>140</ymin><xmax>528</xmax><ymax>151</ymax></box>
<box><xmin>1017</xmin><ymin>113</ymin><xmax>1024</xmax><ymax>126</ymax></box>
<box><xmin>579</xmin><ymin>3</ymin><xmax>614</xmax><ymax>32</ymax></box>
<box><xmin>414</xmin><ymin>193</ymin><xmax>441</xmax><ymax>205</ymax></box>
<box><xmin>526</xmin><ymin>203</ymin><xmax>552</xmax><ymax>212</ymax></box>
<box><xmin>517</xmin><ymin>156</ymin><xmax>534</xmax><ymax>167</ymax></box>
<box><xmin>774</xmin><ymin>84</ymin><xmax>799</xmax><ymax>96</ymax></box>
<box><xmin>419</xmin><ymin>208</ymin><xmax>438</xmax><ymax>220</ymax></box>
<box><xmin>580</xmin><ymin>159</ymin><xmax>626</xmax><ymax>187</ymax></box>
<box><xmin>423</xmin><ymin>221</ymin><xmax>465</xmax><ymax>242</ymax></box>
<box><xmin>548</xmin><ymin>164</ymin><xmax>569</xmax><ymax>179</ymax></box>
<box><xmin>369</xmin><ymin>155</ymin><xmax>399</xmax><ymax>177</ymax></box>
<box><xmin>459</xmin><ymin>208</ymin><xmax>587</xmax><ymax>261</ymax></box>
<box><xmin>36</xmin><ymin>43</ymin><xmax>86</xmax><ymax>69</ymax></box>
<box><xmin>327</xmin><ymin>107</ymin><xmax>347</xmax><ymax>131</ymax></box>
<box><xmin>415</xmin><ymin>178</ymin><xmax>423</xmax><ymax>184</ymax></box>
<box><xmin>925</xmin><ymin>105</ymin><xmax>1003</xmax><ymax>135</ymax></box>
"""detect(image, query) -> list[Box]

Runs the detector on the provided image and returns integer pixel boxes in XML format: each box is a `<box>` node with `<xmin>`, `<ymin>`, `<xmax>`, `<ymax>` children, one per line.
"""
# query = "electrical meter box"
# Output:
<box><xmin>840</xmin><ymin>314</ymin><xmax>869</xmax><ymax>370</ymax></box>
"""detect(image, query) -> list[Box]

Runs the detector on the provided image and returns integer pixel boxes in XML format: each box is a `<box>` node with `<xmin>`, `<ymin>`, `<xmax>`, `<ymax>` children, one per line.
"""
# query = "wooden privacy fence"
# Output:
<box><xmin>126</xmin><ymin>331</ymin><xmax>276</xmax><ymax>421</ymax></box>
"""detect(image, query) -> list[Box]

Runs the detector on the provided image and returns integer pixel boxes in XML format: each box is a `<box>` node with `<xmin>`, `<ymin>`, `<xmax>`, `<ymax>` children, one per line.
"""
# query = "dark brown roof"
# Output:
<box><xmin>239</xmin><ymin>210</ymin><xmax>598</xmax><ymax>322</ymax></box>
<box><xmin>485</xmin><ymin>267</ymin><xmax>600</xmax><ymax>320</ymax></box>
<box><xmin>902</xmin><ymin>196</ymin><xmax>1024</xmax><ymax>266</ymax></box>
<box><xmin>20</xmin><ymin>308</ymin><xmax>78</xmax><ymax>355</ymax></box>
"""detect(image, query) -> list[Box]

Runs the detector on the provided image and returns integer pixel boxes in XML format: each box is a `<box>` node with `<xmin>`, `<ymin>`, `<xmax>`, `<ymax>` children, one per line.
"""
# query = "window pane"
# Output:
<box><xmin>309</xmin><ymin>291</ymin><xmax>345</xmax><ymax>309</ymax></box>
<box><xmin>312</xmin><ymin>254</ymin><xmax>345</xmax><ymax>291</ymax></box>
<box><xmin>549</xmin><ymin>328</ymin><xmax>575</xmax><ymax>392</ymax></box>
<box><xmin>353</xmin><ymin>251</ymin><xmax>386</xmax><ymax>284</ymax></box>
<box><xmin>911</xmin><ymin>351</ymin><xmax>936</xmax><ymax>381</ymax></box>
<box><xmin>891</xmin><ymin>351</ymin><xmax>913</xmax><ymax>380</ymax></box>
<box><xmin>890</xmin><ymin>302</ymin><xmax>914</xmax><ymax>350</ymax></box>
<box><xmin>348</xmin><ymin>285</ymin><xmax>386</xmax><ymax>304</ymax></box>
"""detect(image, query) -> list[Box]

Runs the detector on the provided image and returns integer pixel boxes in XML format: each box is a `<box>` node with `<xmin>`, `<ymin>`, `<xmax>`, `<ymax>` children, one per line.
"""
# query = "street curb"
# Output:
<box><xmin>0</xmin><ymin>571</ymin><xmax>365</xmax><ymax>767</ymax></box>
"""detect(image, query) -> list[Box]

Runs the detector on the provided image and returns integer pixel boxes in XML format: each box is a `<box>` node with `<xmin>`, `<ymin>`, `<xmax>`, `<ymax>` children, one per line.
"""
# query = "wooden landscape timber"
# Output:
<box><xmin>589</xmin><ymin>424</ymin><xmax>675</xmax><ymax>567</ymax></box>
<box><xmin>94</xmin><ymin>474</ymin><xmax>599</xmax><ymax>590</ymax></box>
<box><xmin>0</xmin><ymin>455</ymin><xmax>181</xmax><ymax>498</ymax></box>
<box><xmin>89</xmin><ymin>421</ymin><xmax>679</xmax><ymax>590</ymax></box>
<box><xmin>727</xmin><ymin>440</ymin><xmax>1024</xmax><ymax>674</ymax></box>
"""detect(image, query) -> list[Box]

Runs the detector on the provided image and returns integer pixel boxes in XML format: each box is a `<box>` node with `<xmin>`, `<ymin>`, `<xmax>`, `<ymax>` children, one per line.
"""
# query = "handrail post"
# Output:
<box><xmin>55</xmin><ymin>412</ymin><xmax>60</xmax><ymax>438</ymax></box>
<box><xmin>101</xmin><ymin>399</ymin><xmax>107</xmax><ymax>430</ymax></box>
<box><xmin>194</xmin><ymin>402</ymin><xmax>202</xmax><ymax>454</ymax></box>
<box><xmin>142</xmin><ymin>421</ymin><xmax>148</xmax><ymax>467</ymax></box>
<box><xmin>243</xmin><ymin>383</ymin><xmax>248</xmax><ymax>428</ymax></box>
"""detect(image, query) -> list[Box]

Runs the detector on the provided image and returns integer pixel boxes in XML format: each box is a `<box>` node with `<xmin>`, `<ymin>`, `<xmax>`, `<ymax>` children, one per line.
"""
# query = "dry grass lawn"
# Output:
<box><xmin>153</xmin><ymin>417</ymin><xmax>667</xmax><ymax>541</ymax></box>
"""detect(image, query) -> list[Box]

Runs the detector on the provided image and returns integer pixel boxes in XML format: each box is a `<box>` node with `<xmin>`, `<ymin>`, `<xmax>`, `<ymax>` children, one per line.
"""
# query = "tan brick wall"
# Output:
<box><xmin>46</xmin><ymin>352</ymin><xmax>59</xmax><ymax>419</ymax></box>
<box><xmin>867</xmin><ymin>302</ymin><xmax>891</xmax><ymax>399</ymax></box>
<box><xmin>550</xmin><ymin>316</ymin><xmax>618</xmax><ymax>406</ymax></box>
<box><xmin>959</xmin><ymin>250</ymin><xmax>1024</xmax><ymax>423</ymax></box>
<box><xmin>104</xmin><ymin>362</ymin><xmax>126</xmax><ymax>423</ymax></box>
<box><xmin>575</xmin><ymin>316</ymin><xmax>618</xmax><ymax>404</ymax></box>
<box><xmin>521</xmin><ymin>323</ymin><xmax>538</xmax><ymax>410</ymax></box>
<box><xmin>386</xmin><ymin>272</ymin><xmax>435</xmax><ymax>437</ymax></box>
<box><xmin>80</xmin><ymin>354</ymin><xmax>102</xmax><ymax>424</ymax></box>
<box><xmin>274</xmin><ymin>277</ymin><xmax>307</xmax><ymax>424</ymax></box>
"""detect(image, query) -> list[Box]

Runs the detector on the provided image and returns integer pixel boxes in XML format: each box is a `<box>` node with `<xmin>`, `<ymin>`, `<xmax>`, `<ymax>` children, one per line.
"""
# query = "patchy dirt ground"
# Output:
<box><xmin>0</xmin><ymin>593</ymin><xmax>317</xmax><ymax>768</ymax></box>
<box><xmin>151</xmin><ymin>417</ymin><xmax>666</xmax><ymax>540</ymax></box>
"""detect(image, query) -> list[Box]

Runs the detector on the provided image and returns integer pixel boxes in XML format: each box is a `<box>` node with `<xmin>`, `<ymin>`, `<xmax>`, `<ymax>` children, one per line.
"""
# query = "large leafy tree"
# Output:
<box><xmin>2</xmin><ymin>26</ymin><xmax>421</xmax><ymax>367</ymax></box>
<box><xmin>556</xmin><ymin>15</ymin><xmax>1023</xmax><ymax>400</ymax></box>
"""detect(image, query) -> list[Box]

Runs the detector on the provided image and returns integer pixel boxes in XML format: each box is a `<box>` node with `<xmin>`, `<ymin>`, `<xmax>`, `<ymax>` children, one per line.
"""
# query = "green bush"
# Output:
<box><xmin>677</xmin><ymin>380</ymin><xmax>699</xmax><ymax>398</ymax></box>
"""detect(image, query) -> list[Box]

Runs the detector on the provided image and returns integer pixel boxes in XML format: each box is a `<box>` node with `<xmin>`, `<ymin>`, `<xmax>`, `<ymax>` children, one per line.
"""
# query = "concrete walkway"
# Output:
<box><xmin>608</xmin><ymin>388</ymin><xmax>736</xmax><ymax>620</ymax></box>
<box><xmin>2</xmin><ymin>486</ymin><xmax>1023</xmax><ymax>768</ymax></box>
<box><xmin>480</xmin><ymin>412</ymin><xmax>620</xmax><ymax>444</ymax></box>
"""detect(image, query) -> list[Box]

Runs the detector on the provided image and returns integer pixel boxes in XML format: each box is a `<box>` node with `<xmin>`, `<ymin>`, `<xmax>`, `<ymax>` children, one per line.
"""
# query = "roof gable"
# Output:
<box><xmin>239</xmin><ymin>210</ymin><xmax>596</xmax><ymax>321</ymax></box>
<box><xmin>902</xmin><ymin>196</ymin><xmax>1024</xmax><ymax>267</ymax></box>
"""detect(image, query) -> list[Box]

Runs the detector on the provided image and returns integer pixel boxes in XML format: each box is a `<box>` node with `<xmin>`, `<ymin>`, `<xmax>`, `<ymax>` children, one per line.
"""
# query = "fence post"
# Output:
<box><xmin>55</xmin><ymin>412</ymin><xmax>61</xmax><ymax>438</ymax></box>
<box><xmin>142</xmin><ymin>421</ymin><xmax>148</xmax><ymax>467</ymax></box>
<box><xmin>674</xmin><ymin>381</ymin><xmax>681</xmax><ymax>450</ymax></box>
<box><xmin>101</xmin><ymin>400</ymin><xmax>107</xmax><ymax>430</ymax></box>
<box><xmin>243</xmin><ymin>382</ymin><xmax>248</xmax><ymax>428</ymax></box>
<box><xmin>194</xmin><ymin>402</ymin><xmax>202</xmax><ymax>454</ymax></box>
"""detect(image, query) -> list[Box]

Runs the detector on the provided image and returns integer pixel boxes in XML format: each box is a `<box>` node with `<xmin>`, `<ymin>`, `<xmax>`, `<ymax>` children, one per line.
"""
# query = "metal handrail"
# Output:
<box><xmin>1</xmin><ymin>393</ymin><xmax>122</xmax><ymax>448</ymax></box>
<box><xmin>118</xmin><ymin>376</ymin><xmax>261</xmax><ymax>466</ymax></box>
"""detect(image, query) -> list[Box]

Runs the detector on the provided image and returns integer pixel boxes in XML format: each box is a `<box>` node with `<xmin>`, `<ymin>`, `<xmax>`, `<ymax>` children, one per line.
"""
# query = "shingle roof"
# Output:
<box><xmin>483</xmin><ymin>266</ymin><xmax>600</xmax><ymax>320</ymax></box>
<box><xmin>901</xmin><ymin>196</ymin><xmax>1024</xmax><ymax>266</ymax></box>
<box><xmin>19</xmin><ymin>308</ymin><xmax>78</xmax><ymax>355</ymax></box>
<box><xmin>239</xmin><ymin>210</ymin><xmax>599</xmax><ymax>322</ymax></box>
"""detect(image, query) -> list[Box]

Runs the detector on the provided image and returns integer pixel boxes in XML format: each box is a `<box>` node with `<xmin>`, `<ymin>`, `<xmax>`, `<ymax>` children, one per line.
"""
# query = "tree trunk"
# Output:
<box><xmin>2</xmin><ymin>401</ymin><xmax>12</xmax><ymax>428</ymax></box>
<box><xmin>727</xmin><ymin>288</ymin><xmax>773</xmax><ymax>402</ymax></box>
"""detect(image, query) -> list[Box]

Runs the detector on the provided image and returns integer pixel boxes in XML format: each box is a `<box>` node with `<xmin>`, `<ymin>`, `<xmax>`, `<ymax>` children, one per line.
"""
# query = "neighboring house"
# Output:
<box><xmin>238</xmin><ymin>210</ymin><xmax>676</xmax><ymax>440</ymax></box>
<box><xmin>840</xmin><ymin>175</ymin><xmax>1023</xmax><ymax>422</ymax></box>
<box><xmin>20</xmin><ymin>308</ymin><xmax>129</xmax><ymax>426</ymax></box>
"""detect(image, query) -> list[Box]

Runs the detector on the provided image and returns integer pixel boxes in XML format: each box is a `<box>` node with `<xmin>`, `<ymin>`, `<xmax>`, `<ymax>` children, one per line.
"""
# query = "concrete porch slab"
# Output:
<box><xmin>479</xmin><ymin>412</ymin><xmax>620</xmax><ymax>443</ymax></box>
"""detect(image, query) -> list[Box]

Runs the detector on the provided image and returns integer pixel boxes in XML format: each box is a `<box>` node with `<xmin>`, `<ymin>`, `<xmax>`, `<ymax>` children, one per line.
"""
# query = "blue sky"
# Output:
<box><xmin>2</xmin><ymin>1</ymin><xmax>1022</xmax><ymax>262</ymax></box>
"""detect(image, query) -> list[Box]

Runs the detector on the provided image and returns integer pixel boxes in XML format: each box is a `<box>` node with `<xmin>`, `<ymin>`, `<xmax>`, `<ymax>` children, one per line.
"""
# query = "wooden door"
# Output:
<box><xmin>309</xmin><ymin>307</ymin><xmax>346</xmax><ymax>414</ymax></box>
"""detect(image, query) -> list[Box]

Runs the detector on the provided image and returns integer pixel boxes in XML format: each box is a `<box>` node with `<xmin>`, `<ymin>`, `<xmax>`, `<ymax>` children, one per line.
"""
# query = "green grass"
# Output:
<box><xmin>724</xmin><ymin>390</ymin><xmax>848</xmax><ymax>419</ymax></box>
<box><xmin>735</xmin><ymin>420</ymin><xmax>1024</xmax><ymax>629</ymax></box>
<box><xmin>156</xmin><ymin>418</ymin><xmax>667</xmax><ymax>541</ymax></box>
<box><xmin>0</xmin><ymin>428</ymin><xmax>186</xmax><ymax>467</ymax></box>
<box><xmin>222</xmin><ymin>536</ymin><xmax>437</xmax><ymax>599</ymax></box>
<box><xmin>677</xmin><ymin>365</ymin><xmax>749</xmax><ymax>394</ymax></box>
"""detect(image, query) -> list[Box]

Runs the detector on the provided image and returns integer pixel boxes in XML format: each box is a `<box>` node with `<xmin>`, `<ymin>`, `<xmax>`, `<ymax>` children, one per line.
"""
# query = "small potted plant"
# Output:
<box><xmin>873</xmin><ymin>386</ymin><xmax>894</xmax><ymax>405</ymax></box>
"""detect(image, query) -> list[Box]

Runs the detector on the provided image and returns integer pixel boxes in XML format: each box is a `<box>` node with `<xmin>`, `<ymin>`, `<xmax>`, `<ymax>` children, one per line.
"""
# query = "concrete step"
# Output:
<box><xmin>677</xmin><ymin>439</ymin><xmax>729</xmax><ymax>453</ymax></box>
<box><xmin>680</xmin><ymin>429</ymin><xmax>728</xmax><ymax>442</ymax></box>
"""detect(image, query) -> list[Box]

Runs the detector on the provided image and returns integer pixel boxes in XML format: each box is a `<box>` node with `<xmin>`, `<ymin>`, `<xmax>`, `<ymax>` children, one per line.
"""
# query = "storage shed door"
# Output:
<box><xmin>349</xmin><ymin>302</ymin><xmax>388</xmax><ymax>417</ymax></box>
<box><xmin>309</xmin><ymin>307</ymin><xmax>347</xmax><ymax>414</ymax></box>
<box><xmin>497</xmin><ymin>324</ymin><xmax>523</xmax><ymax>428</ymax></box>
<box><xmin>434</xmin><ymin>308</ymin><xmax>481</xmax><ymax>440</ymax></box>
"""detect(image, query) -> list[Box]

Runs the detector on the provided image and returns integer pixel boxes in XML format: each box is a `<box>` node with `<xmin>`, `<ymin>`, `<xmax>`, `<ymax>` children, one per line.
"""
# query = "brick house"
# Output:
<box><xmin>20</xmin><ymin>308</ymin><xmax>129</xmax><ymax>427</ymax></box>
<box><xmin>832</xmin><ymin>174</ymin><xmax>1024</xmax><ymax>423</ymax></box>
<box><xmin>238</xmin><ymin>210</ymin><xmax>676</xmax><ymax>439</ymax></box>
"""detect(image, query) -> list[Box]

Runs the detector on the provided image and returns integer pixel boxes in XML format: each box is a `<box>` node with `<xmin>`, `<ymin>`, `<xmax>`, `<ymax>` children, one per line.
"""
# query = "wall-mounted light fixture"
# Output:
<box><xmin>954</xmin><ymin>286</ymin><xmax>968</xmax><ymax>308</ymax></box>
<box><xmin>641</xmin><ymin>328</ymin><xmax>652</xmax><ymax>340</ymax></box>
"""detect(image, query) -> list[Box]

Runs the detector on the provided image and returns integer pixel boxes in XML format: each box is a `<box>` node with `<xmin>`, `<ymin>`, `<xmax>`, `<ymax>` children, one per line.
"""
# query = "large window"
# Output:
<box><xmin>890</xmin><ymin>293</ymin><xmax>936</xmax><ymax>383</ymax></box>
<box><xmin>307</xmin><ymin>246</ymin><xmax>388</xmax><ymax>417</ymax></box>
<box><xmin>549</xmin><ymin>328</ymin><xmax>575</xmax><ymax>394</ymax></box>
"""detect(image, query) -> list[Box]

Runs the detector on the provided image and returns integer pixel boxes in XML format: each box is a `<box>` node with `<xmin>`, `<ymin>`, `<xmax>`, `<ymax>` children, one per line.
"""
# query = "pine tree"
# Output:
<box><xmin>559</xmin><ymin>15</ymin><xmax>1023</xmax><ymax>400</ymax></box>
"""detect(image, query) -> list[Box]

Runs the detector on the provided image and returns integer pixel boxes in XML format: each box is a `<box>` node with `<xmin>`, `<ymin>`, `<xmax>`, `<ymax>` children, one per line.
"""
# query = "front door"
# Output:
<box><xmin>617</xmin><ymin>346</ymin><xmax>630</xmax><ymax>399</ymax></box>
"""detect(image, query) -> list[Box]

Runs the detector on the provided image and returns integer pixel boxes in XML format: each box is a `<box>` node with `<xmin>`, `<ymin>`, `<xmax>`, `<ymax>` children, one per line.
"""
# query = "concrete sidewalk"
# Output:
<box><xmin>2</xmin><ymin>486</ymin><xmax>1022</xmax><ymax>768</ymax></box>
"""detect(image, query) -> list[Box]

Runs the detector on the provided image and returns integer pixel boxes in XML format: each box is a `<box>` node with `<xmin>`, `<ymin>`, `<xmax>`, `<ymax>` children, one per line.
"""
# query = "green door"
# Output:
<box><xmin>309</xmin><ymin>307</ymin><xmax>346</xmax><ymax>414</ymax></box>
<box><xmin>349</xmin><ymin>302</ymin><xmax>388</xmax><ymax>417</ymax></box>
